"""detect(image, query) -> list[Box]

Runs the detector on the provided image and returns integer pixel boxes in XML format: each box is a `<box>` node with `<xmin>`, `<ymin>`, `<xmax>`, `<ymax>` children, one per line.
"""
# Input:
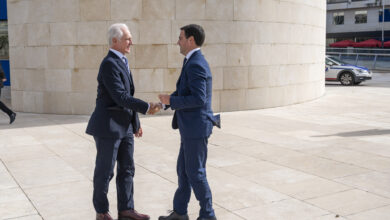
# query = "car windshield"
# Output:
<box><xmin>327</xmin><ymin>56</ymin><xmax>348</xmax><ymax>65</ymax></box>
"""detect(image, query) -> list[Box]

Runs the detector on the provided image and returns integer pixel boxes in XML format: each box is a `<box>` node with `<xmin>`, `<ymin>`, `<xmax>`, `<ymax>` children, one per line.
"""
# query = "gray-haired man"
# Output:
<box><xmin>86</xmin><ymin>23</ymin><xmax>160</xmax><ymax>220</ymax></box>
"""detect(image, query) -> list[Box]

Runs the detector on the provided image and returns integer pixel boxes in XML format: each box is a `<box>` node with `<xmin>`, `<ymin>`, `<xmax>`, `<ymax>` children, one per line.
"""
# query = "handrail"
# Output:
<box><xmin>326</xmin><ymin>48</ymin><xmax>390</xmax><ymax>69</ymax></box>
<box><xmin>326</xmin><ymin>47</ymin><xmax>390</xmax><ymax>53</ymax></box>
<box><xmin>327</xmin><ymin>52</ymin><xmax>390</xmax><ymax>56</ymax></box>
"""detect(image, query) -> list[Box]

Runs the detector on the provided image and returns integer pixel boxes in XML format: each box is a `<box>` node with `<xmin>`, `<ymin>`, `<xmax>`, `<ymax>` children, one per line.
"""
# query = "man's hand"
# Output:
<box><xmin>135</xmin><ymin>127</ymin><xmax>143</xmax><ymax>138</ymax></box>
<box><xmin>158</xmin><ymin>94</ymin><xmax>170</xmax><ymax>105</ymax></box>
<box><xmin>147</xmin><ymin>102</ymin><xmax>162</xmax><ymax>115</ymax></box>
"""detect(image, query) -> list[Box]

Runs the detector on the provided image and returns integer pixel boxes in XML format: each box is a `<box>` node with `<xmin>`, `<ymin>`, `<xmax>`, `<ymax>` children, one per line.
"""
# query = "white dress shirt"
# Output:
<box><xmin>110</xmin><ymin>49</ymin><xmax>128</xmax><ymax>70</ymax></box>
<box><xmin>185</xmin><ymin>47</ymin><xmax>201</xmax><ymax>63</ymax></box>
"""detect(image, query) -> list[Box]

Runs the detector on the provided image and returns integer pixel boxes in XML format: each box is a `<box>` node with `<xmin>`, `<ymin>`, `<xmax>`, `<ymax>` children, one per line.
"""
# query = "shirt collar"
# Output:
<box><xmin>185</xmin><ymin>48</ymin><xmax>200</xmax><ymax>60</ymax></box>
<box><xmin>110</xmin><ymin>48</ymin><xmax>126</xmax><ymax>60</ymax></box>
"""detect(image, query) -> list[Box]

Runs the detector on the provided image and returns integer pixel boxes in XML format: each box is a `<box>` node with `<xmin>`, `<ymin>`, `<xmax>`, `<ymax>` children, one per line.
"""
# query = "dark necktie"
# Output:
<box><xmin>177</xmin><ymin>58</ymin><xmax>188</xmax><ymax>87</ymax></box>
<box><xmin>122</xmin><ymin>56</ymin><xmax>134</xmax><ymax>92</ymax></box>
<box><xmin>122</xmin><ymin>57</ymin><xmax>130</xmax><ymax>74</ymax></box>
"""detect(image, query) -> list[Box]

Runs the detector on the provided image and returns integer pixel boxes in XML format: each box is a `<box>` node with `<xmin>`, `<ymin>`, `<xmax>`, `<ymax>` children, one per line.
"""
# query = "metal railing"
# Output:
<box><xmin>326</xmin><ymin>47</ymin><xmax>390</xmax><ymax>70</ymax></box>
<box><xmin>327</xmin><ymin>0</ymin><xmax>371</xmax><ymax>3</ymax></box>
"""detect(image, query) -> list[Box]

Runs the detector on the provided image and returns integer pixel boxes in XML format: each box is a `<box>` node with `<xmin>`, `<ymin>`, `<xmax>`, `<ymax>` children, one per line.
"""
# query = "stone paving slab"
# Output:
<box><xmin>0</xmin><ymin>85</ymin><xmax>389</xmax><ymax>219</ymax></box>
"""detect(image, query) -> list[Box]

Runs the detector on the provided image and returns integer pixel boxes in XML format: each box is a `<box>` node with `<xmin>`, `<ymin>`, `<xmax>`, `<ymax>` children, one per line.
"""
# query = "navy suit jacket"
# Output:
<box><xmin>170</xmin><ymin>50</ymin><xmax>219</xmax><ymax>139</ymax></box>
<box><xmin>86</xmin><ymin>51</ymin><xmax>149</xmax><ymax>138</ymax></box>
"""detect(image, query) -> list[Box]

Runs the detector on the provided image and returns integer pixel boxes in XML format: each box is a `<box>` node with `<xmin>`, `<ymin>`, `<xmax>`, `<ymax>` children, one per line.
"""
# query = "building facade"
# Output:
<box><xmin>327</xmin><ymin>0</ymin><xmax>390</xmax><ymax>44</ymax></box>
<box><xmin>7</xmin><ymin>0</ymin><xmax>326</xmax><ymax>115</ymax></box>
<box><xmin>0</xmin><ymin>0</ymin><xmax>10</xmax><ymax>99</ymax></box>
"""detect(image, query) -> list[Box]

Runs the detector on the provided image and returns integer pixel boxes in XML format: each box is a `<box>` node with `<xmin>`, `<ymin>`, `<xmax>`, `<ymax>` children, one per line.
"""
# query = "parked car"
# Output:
<box><xmin>325</xmin><ymin>55</ymin><xmax>372</xmax><ymax>85</ymax></box>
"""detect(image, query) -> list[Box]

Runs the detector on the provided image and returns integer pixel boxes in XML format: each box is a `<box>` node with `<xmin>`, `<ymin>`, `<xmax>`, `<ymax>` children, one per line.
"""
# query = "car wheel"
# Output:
<box><xmin>339</xmin><ymin>72</ymin><xmax>354</xmax><ymax>86</ymax></box>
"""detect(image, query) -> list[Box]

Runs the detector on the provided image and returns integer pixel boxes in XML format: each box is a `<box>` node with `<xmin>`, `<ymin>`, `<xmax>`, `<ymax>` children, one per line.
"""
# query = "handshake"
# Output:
<box><xmin>146</xmin><ymin>94</ymin><xmax>171</xmax><ymax>115</ymax></box>
<box><xmin>147</xmin><ymin>102</ymin><xmax>162</xmax><ymax>115</ymax></box>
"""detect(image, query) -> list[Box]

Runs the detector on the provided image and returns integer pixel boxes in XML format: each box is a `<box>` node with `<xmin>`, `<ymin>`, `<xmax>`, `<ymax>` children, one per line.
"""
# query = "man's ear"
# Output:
<box><xmin>189</xmin><ymin>36</ymin><xmax>196</xmax><ymax>45</ymax></box>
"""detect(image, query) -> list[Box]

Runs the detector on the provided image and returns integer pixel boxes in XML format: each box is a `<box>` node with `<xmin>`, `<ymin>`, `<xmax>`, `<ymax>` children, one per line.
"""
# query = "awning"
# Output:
<box><xmin>352</xmin><ymin>39</ymin><xmax>382</xmax><ymax>48</ymax></box>
<box><xmin>329</xmin><ymin>40</ymin><xmax>355</xmax><ymax>48</ymax></box>
<box><xmin>383</xmin><ymin>40</ymin><xmax>390</xmax><ymax>48</ymax></box>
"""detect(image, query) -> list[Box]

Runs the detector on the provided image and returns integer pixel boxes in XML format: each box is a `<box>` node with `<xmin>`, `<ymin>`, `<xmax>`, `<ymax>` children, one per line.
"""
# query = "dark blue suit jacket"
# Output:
<box><xmin>170</xmin><ymin>50</ymin><xmax>219</xmax><ymax>139</ymax></box>
<box><xmin>86</xmin><ymin>51</ymin><xmax>149</xmax><ymax>138</ymax></box>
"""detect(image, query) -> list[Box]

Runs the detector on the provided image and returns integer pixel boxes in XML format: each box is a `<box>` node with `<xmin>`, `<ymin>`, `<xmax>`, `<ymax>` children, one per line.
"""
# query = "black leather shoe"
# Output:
<box><xmin>197</xmin><ymin>217</ymin><xmax>217</xmax><ymax>220</ymax></box>
<box><xmin>159</xmin><ymin>211</ymin><xmax>189</xmax><ymax>220</ymax></box>
<box><xmin>9</xmin><ymin>112</ymin><xmax>16</xmax><ymax>124</ymax></box>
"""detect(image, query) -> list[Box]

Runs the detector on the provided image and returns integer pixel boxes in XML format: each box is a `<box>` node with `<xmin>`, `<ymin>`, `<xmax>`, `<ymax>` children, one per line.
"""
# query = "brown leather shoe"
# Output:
<box><xmin>118</xmin><ymin>209</ymin><xmax>150</xmax><ymax>220</ymax></box>
<box><xmin>159</xmin><ymin>211</ymin><xmax>189</xmax><ymax>220</ymax></box>
<box><xmin>96</xmin><ymin>212</ymin><xmax>113</xmax><ymax>220</ymax></box>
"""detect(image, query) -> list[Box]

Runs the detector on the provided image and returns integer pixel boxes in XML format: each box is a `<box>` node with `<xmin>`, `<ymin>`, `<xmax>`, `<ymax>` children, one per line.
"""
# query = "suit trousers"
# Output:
<box><xmin>93</xmin><ymin>136</ymin><xmax>135</xmax><ymax>213</ymax></box>
<box><xmin>173</xmin><ymin>137</ymin><xmax>215</xmax><ymax>218</ymax></box>
<box><xmin>0</xmin><ymin>100</ymin><xmax>13</xmax><ymax>116</ymax></box>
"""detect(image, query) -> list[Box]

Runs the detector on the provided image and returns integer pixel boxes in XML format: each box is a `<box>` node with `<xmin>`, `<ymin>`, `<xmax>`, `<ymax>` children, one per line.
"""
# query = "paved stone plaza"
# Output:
<box><xmin>1</xmin><ymin>79</ymin><xmax>390</xmax><ymax>219</ymax></box>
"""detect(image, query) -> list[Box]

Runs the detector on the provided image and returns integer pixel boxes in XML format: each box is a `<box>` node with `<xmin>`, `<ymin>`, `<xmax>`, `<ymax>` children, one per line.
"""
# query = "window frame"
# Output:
<box><xmin>0</xmin><ymin>20</ymin><xmax>8</xmax><ymax>60</ymax></box>
<box><xmin>355</xmin><ymin>10</ymin><xmax>368</xmax><ymax>24</ymax></box>
<box><xmin>333</xmin><ymin>12</ymin><xmax>345</xmax><ymax>25</ymax></box>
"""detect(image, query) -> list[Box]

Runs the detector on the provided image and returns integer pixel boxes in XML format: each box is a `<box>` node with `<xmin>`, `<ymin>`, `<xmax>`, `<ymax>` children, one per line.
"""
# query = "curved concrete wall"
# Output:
<box><xmin>7</xmin><ymin>0</ymin><xmax>326</xmax><ymax>114</ymax></box>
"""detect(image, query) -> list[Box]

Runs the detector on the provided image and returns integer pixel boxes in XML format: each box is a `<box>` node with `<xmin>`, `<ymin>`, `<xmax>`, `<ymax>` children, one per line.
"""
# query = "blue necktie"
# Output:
<box><xmin>122</xmin><ymin>57</ymin><xmax>130</xmax><ymax>73</ymax></box>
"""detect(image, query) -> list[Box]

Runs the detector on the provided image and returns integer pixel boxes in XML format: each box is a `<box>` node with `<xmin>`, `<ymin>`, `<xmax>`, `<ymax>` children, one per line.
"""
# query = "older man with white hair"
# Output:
<box><xmin>86</xmin><ymin>23</ymin><xmax>159</xmax><ymax>220</ymax></box>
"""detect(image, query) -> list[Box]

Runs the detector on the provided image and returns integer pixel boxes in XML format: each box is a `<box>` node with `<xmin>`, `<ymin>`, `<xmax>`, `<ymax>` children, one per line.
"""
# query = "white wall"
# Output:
<box><xmin>7</xmin><ymin>0</ymin><xmax>326</xmax><ymax>114</ymax></box>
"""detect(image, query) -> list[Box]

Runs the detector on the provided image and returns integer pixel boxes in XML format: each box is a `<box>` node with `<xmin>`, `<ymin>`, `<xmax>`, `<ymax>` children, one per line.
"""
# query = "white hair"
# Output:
<box><xmin>108</xmin><ymin>23</ymin><xmax>129</xmax><ymax>47</ymax></box>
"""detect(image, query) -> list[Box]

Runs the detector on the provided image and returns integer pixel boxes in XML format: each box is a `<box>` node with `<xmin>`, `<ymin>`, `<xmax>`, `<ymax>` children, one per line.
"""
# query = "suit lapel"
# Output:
<box><xmin>176</xmin><ymin>50</ymin><xmax>201</xmax><ymax>89</ymax></box>
<box><xmin>120</xmin><ymin>60</ymin><xmax>135</xmax><ymax>95</ymax></box>
<box><xmin>109</xmin><ymin>51</ymin><xmax>134</xmax><ymax>95</ymax></box>
<box><xmin>115</xmin><ymin>59</ymin><xmax>131</xmax><ymax>80</ymax></box>
<box><xmin>128</xmin><ymin>70</ymin><xmax>135</xmax><ymax>95</ymax></box>
<box><xmin>117</xmin><ymin>58</ymin><xmax>135</xmax><ymax>93</ymax></box>
<box><xmin>176</xmin><ymin>62</ymin><xmax>186</xmax><ymax>89</ymax></box>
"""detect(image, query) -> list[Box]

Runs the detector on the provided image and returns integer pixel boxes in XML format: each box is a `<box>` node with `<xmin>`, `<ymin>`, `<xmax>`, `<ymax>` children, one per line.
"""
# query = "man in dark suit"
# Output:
<box><xmin>86</xmin><ymin>23</ymin><xmax>160</xmax><ymax>220</ymax></box>
<box><xmin>158</xmin><ymin>24</ymin><xmax>219</xmax><ymax>220</ymax></box>
<box><xmin>0</xmin><ymin>63</ymin><xmax>16</xmax><ymax>124</ymax></box>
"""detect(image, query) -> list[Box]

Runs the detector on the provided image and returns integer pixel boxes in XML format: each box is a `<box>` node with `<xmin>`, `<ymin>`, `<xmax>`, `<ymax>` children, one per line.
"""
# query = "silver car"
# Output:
<box><xmin>325</xmin><ymin>55</ymin><xmax>372</xmax><ymax>85</ymax></box>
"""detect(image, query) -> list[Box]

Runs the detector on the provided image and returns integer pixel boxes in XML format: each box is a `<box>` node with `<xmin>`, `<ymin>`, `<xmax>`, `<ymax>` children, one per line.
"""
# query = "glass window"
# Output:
<box><xmin>327</xmin><ymin>56</ymin><xmax>348</xmax><ymax>65</ymax></box>
<box><xmin>328</xmin><ymin>0</ymin><xmax>368</xmax><ymax>3</ymax></box>
<box><xmin>379</xmin><ymin>9</ymin><xmax>390</xmax><ymax>22</ymax></box>
<box><xmin>328</xmin><ymin>0</ymin><xmax>348</xmax><ymax>3</ymax></box>
<box><xmin>355</xmin><ymin>37</ymin><xmax>370</xmax><ymax>42</ymax></box>
<box><xmin>0</xmin><ymin>21</ymin><xmax>8</xmax><ymax>60</ymax></box>
<box><xmin>333</xmin><ymin>12</ymin><xmax>344</xmax><ymax>25</ymax></box>
<box><xmin>355</xmin><ymin>10</ymin><xmax>367</xmax><ymax>24</ymax></box>
<box><xmin>0</xmin><ymin>0</ymin><xmax>7</xmax><ymax>20</ymax></box>
<box><xmin>325</xmin><ymin>58</ymin><xmax>336</xmax><ymax>66</ymax></box>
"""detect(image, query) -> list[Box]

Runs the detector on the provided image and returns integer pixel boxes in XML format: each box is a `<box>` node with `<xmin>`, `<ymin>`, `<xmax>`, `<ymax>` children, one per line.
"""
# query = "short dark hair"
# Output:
<box><xmin>180</xmin><ymin>24</ymin><xmax>205</xmax><ymax>47</ymax></box>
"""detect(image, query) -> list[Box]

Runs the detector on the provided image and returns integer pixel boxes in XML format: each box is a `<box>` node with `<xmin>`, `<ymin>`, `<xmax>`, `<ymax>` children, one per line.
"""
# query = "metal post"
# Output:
<box><xmin>355</xmin><ymin>54</ymin><xmax>359</xmax><ymax>65</ymax></box>
<box><xmin>382</xmin><ymin>0</ymin><xmax>385</xmax><ymax>48</ymax></box>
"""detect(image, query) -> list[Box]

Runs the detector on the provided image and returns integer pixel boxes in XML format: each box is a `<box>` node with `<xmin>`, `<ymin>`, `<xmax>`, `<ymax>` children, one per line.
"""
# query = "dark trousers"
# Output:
<box><xmin>173</xmin><ymin>137</ymin><xmax>215</xmax><ymax>218</ymax></box>
<box><xmin>93</xmin><ymin>136</ymin><xmax>135</xmax><ymax>213</ymax></box>
<box><xmin>0</xmin><ymin>100</ymin><xmax>13</xmax><ymax>116</ymax></box>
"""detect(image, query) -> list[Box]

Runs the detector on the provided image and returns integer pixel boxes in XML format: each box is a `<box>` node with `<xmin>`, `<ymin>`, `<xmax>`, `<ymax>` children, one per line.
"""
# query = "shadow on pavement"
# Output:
<box><xmin>0</xmin><ymin>112</ymin><xmax>91</xmax><ymax>129</ymax></box>
<box><xmin>313</xmin><ymin>129</ymin><xmax>390</xmax><ymax>137</ymax></box>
